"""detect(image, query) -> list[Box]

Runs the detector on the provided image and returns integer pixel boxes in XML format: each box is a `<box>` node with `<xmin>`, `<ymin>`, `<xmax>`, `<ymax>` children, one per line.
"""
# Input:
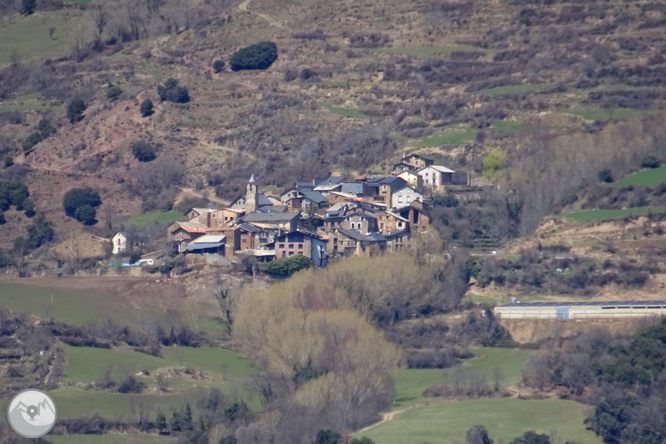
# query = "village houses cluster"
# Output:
<box><xmin>107</xmin><ymin>154</ymin><xmax>470</xmax><ymax>268</ymax></box>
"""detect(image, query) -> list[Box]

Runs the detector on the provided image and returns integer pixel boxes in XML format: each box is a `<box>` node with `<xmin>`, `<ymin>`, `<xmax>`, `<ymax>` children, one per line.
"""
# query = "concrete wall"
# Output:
<box><xmin>495</xmin><ymin>304</ymin><xmax>666</xmax><ymax>319</ymax></box>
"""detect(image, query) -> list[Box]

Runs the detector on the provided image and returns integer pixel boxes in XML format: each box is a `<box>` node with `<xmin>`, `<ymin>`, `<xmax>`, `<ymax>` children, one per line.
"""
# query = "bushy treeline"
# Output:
<box><xmin>386</xmin><ymin>312</ymin><xmax>514</xmax><ymax>369</ymax></box>
<box><xmin>522</xmin><ymin>319</ymin><xmax>666</xmax><ymax>444</ymax></box>
<box><xmin>465</xmin><ymin>249</ymin><xmax>651</xmax><ymax>294</ymax></box>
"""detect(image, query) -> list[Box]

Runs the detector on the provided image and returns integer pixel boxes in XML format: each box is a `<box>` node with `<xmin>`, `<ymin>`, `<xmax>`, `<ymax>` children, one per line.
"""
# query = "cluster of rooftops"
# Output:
<box><xmin>161</xmin><ymin>153</ymin><xmax>473</xmax><ymax>264</ymax></box>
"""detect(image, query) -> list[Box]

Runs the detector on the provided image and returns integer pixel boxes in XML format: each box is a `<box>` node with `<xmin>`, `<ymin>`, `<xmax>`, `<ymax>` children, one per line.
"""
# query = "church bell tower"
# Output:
<box><xmin>246</xmin><ymin>174</ymin><xmax>258</xmax><ymax>212</ymax></box>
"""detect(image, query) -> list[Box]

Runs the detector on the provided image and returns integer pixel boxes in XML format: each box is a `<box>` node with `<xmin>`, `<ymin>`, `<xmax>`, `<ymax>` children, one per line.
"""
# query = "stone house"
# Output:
<box><xmin>275</xmin><ymin>230</ymin><xmax>328</xmax><ymax>267</ymax></box>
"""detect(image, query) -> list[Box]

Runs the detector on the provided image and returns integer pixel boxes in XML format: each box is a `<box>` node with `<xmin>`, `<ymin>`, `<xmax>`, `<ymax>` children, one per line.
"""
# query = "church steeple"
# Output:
<box><xmin>246</xmin><ymin>174</ymin><xmax>258</xmax><ymax>212</ymax></box>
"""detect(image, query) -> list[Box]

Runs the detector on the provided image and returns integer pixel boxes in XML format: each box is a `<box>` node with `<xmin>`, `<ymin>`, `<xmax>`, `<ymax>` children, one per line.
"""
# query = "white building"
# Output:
<box><xmin>417</xmin><ymin>165</ymin><xmax>470</xmax><ymax>193</ymax></box>
<box><xmin>391</xmin><ymin>186</ymin><xmax>423</xmax><ymax>209</ymax></box>
<box><xmin>111</xmin><ymin>231</ymin><xmax>148</xmax><ymax>255</ymax></box>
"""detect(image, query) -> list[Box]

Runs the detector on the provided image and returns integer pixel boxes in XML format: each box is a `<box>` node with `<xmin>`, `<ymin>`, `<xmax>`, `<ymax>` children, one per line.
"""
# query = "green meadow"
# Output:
<box><xmin>0</xmin><ymin>11</ymin><xmax>87</xmax><ymax>65</ymax></box>
<box><xmin>319</xmin><ymin>102</ymin><xmax>368</xmax><ymax>119</ymax></box>
<box><xmin>608</xmin><ymin>165</ymin><xmax>666</xmax><ymax>188</ymax></box>
<box><xmin>360</xmin><ymin>398</ymin><xmax>601</xmax><ymax>444</ymax></box>
<box><xmin>119</xmin><ymin>210</ymin><xmax>183</xmax><ymax>228</ymax></box>
<box><xmin>392</xmin><ymin>348</ymin><xmax>532</xmax><ymax>409</ymax></box>
<box><xmin>561</xmin><ymin>206</ymin><xmax>666</xmax><ymax>222</ymax></box>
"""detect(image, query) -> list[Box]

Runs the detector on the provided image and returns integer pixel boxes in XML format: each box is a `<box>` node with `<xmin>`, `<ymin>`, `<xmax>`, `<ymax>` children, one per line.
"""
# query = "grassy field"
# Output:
<box><xmin>561</xmin><ymin>206</ymin><xmax>666</xmax><ymax>221</ymax></box>
<box><xmin>319</xmin><ymin>102</ymin><xmax>368</xmax><ymax>119</ymax></box>
<box><xmin>360</xmin><ymin>398</ymin><xmax>601</xmax><ymax>444</ymax></box>
<box><xmin>0</xmin><ymin>11</ymin><xmax>86</xmax><ymax>65</ymax></box>
<box><xmin>119</xmin><ymin>210</ymin><xmax>183</xmax><ymax>228</ymax></box>
<box><xmin>49</xmin><ymin>390</ymin><xmax>197</xmax><ymax>420</ymax></box>
<box><xmin>485</xmin><ymin>83</ymin><xmax>551</xmax><ymax>96</ymax></box>
<box><xmin>608</xmin><ymin>165</ymin><xmax>666</xmax><ymax>188</ymax></box>
<box><xmin>561</xmin><ymin>107</ymin><xmax>653</xmax><ymax>121</ymax></box>
<box><xmin>489</xmin><ymin>120</ymin><xmax>527</xmax><ymax>132</ymax></box>
<box><xmin>0</xmin><ymin>282</ymin><xmax>116</xmax><ymax>325</ymax></box>
<box><xmin>392</xmin><ymin>348</ymin><xmax>532</xmax><ymax>409</ymax></box>
<box><xmin>410</xmin><ymin>128</ymin><xmax>478</xmax><ymax>148</ymax></box>
<box><xmin>49</xmin><ymin>434</ymin><xmax>177</xmax><ymax>444</ymax></box>
<box><xmin>63</xmin><ymin>345</ymin><xmax>254</xmax><ymax>382</ymax></box>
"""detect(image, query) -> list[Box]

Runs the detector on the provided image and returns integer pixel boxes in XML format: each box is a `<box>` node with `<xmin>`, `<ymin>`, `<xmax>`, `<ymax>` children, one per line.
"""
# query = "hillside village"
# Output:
<box><xmin>169</xmin><ymin>153</ymin><xmax>474</xmax><ymax>264</ymax></box>
<box><xmin>75</xmin><ymin>152</ymin><xmax>472</xmax><ymax>270</ymax></box>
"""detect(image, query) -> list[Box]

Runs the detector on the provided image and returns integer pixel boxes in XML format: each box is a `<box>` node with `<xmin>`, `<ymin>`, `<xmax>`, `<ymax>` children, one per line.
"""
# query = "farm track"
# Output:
<box><xmin>237</xmin><ymin>0</ymin><xmax>291</xmax><ymax>31</ymax></box>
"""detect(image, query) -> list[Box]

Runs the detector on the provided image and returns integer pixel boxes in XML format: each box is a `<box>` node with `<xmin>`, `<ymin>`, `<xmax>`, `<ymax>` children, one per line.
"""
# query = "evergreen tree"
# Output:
<box><xmin>140</xmin><ymin>99</ymin><xmax>154</xmax><ymax>117</ymax></box>
<box><xmin>67</xmin><ymin>98</ymin><xmax>87</xmax><ymax>123</ymax></box>
<box><xmin>155</xmin><ymin>412</ymin><xmax>167</xmax><ymax>432</ymax></box>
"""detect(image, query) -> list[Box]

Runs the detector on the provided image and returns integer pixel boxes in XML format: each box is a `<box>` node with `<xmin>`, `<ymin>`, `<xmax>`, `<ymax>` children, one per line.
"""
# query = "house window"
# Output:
<box><xmin>279</xmin><ymin>244</ymin><xmax>285</xmax><ymax>248</ymax></box>
<box><xmin>406</xmin><ymin>197</ymin><xmax>411</xmax><ymax>203</ymax></box>
<box><xmin>298</xmin><ymin>244</ymin><xmax>303</xmax><ymax>250</ymax></box>
<box><xmin>351</xmin><ymin>223</ymin><xmax>355</xmax><ymax>229</ymax></box>
<box><xmin>289</xmin><ymin>244</ymin><xmax>294</xmax><ymax>249</ymax></box>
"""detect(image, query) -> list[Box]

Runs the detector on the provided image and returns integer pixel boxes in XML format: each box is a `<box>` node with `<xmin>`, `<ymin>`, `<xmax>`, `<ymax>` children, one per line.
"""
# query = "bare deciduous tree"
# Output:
<box><xmin>91</xmin><ymin>1</ymin><xmax>108</xmax><ymax>38</ymax></box>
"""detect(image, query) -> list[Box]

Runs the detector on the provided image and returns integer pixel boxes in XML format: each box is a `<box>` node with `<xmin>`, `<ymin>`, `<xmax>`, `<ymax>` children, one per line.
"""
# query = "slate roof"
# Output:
<box><xmin>241</xmin><ymin>212</ymin><xmax>300</xmax><ymax>223</ymax></box>
<box><xmin>298</xmin><ymin>189</ymin><xmax>327</xmax><ymax>204</ymax></box>
<box><xmin>419</xmin><ymin>165</ymin><xmax>456</xmax><ymax>173</ymax></box>
<box><xmin>173</xmin><ymin>221</ymin><xmax>208</xmax><ymax>233</ymax></box>
<box><xmin>314</xmin><ymin>176</ymin><xmax>345</xmax><ymax>187</ymax></box>
<box><xmin>385</xmin><ymin>229</ymin><xmax>410</xmax><ymax>239</ymax></box>
<box><xmin>366</xmin><ymin>176</ymin><xmax>405</xmax><ymax>187</ymax></box>
<box><xmin>237</xmin><ymin>223</ymin><xmax>262</xmax><ymax>233</ymax></box>
<box><xmin>258</xmin><ymin>205</ymin><xmax>289</xmax><ymax>213</ymax></box>
<box><xmin>337</xmin><ymin>229</ymin><xmax>386</xmax><ymax>242</ymax></box>
<box><xmin>326</xmin><ymin>203</ymin><xmax>350</xmax><ymax>218</ymax></box>
<box><xmin>341</xmin><ymin>182</ymin><xmax>365</xmax><ymax>195</ymax></box>
<box><xmin>313</xmin><ymin>183</ymin><xmax>343</xmax><ymax>192</ymax></box>
<box><xmin>182</xmin><ymin>234</ymin><xmax>226</xmax><ymax>251</ymax></box>
<box><xmin>190</xmin><ymin>207</ymin><xmax>217</xmax><ymax>214</ymax></box>
<box><xmin>402</xmin><ymin>153</ymin><xmax>434</xmax><ymax>162</ymax></box>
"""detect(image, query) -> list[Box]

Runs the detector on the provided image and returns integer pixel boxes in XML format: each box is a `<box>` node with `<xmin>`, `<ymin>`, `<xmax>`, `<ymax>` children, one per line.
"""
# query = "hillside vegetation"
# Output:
<box><xmin>0</xmin><ymin>0</ymin><xmax>666</xmax><ymax>249</ymax></box>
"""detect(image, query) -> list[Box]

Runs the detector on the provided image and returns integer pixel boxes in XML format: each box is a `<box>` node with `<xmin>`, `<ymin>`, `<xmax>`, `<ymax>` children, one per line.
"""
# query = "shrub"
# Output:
<box><xmin>482</xmin><ymin>150</ymin><xmax>507</xmax><ymax>179</ymax></box>
<box><xmin>116</xmin><ymin>374</ymin><xmax>145</xmax><ymax>393</ymax></box>
<box><xmin>266</xmin><ymin>254</ymin><xmax>311</xmax><ymax>276</ymax></box>
<box><xmin>75</xmin><ymin>204</ymin><xmax>97</xmax><ymax>225</ymax></box>
<box><xmin>107</xmin><ymin>85</ymin><xmax>123</xmax><ymax>102</ymax></box>
<box><xmin>21</xmin><ymin>0</ymin><xmax>36</xmax><ymax>15</ymax></box>
<box><xmin>641</xmin><ymin>155</ymin><xmax>661</xmax><ymax>169</ymax></box>
<box><xmin>130</xmin><ymin>141</ymin><xmax>157</xmax><ymax>162</ymax></box>
<box><xmin>140</xmin><ymin>99</ymin><xmax>154</xmax><ymax>117</ymax></box>
<box><xmin>314</xmin><ymin>430</ymin><xmax>340</xmax><ymax>444</ymax></box>
<box><xmin>229</xmin><ymin>41</ymin><xmax>278</xmax><ymax>71</ymax></box>
<box><xmin>213</xmin><ymin>60</ymin><xmax>225</xmax><ymax>73</ymax></box>
<box><xmin>67</xmin><ymin>98</ymin><xmax>87</xmax><ymax>123</ymax></box>
<box><xmin>25</xmin><ymin>214</ymin><xmax>54</xmax><ymax>249</ymax></box>
<box><xmin>598</xmin><ymin>169</ymin><xmax>614</xmax><ymax>183</ymax></box>
<box><xmin>0</xmin><ymin>180</ymin><xmax>29</xmax><ymax>210</ymax></box>
<box><xmin>157</xmin><ymin>78</ymin><xmax>190</xmax><ymax>103</ymax></box>
<box><xmin>63</xmin><ymin>187</ymin><xmax>102</xmax><ymax>218</ymax></box>
<box><xmin>23</xmin><ymin>198</ymin><xmax>35</xmax><ymax>217</ymax></box>
<box><xmin>37</xmin><ymin>118</ymin><xmax>54</xmax><ymax>139</ymax></box>
<box><xmin>22</xmin><ymin>131</ymin><xmax>43</xmax><ymax>153</ymax></box>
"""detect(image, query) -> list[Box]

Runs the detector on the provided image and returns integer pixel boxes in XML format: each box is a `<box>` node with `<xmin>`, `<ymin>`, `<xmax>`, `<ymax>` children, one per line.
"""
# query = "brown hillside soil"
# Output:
<box><xmin>501</xmin><ymin>318</ymin><xmax>646</xmax><ymax>344</ymax></box>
